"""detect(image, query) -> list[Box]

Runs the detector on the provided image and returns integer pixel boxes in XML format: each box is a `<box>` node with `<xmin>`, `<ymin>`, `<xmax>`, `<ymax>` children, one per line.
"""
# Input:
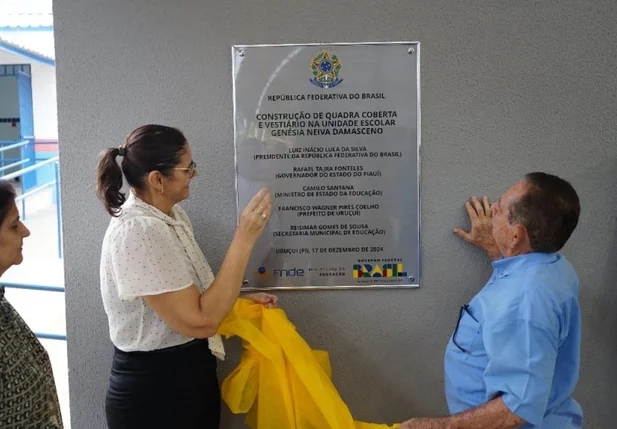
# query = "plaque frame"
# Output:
<box><xmin>231</xmin><ymin>41</ymin><xmax>421</xmax><ymax>291</ymax></box>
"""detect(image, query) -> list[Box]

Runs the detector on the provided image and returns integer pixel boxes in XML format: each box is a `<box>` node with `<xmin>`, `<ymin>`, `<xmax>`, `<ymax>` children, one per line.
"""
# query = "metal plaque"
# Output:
<box><xmin>233</xmin><ymin>42</ymin><xmax>420</xmax><ymax>290</ymax></box>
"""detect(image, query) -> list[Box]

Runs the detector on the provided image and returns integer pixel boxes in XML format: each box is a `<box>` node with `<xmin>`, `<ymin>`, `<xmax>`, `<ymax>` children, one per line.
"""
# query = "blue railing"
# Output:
<box><xmin>0</xmin><ymin>141</ymin><xmax>65</xmax><ymax>342</ymax></box>
<box><xmin>0</xmin><ymin>139</ymin><xmax>30</xmax><ymax>152</ymax></box>
<box><xmin>0</xmin><ymin>159</ymin><xmax>31</xmax><ymax>173</ymax></box>
<box><xmin>4</xmin><ymin>282</ymin><xmax>65</xmax><ymax>293</ymax></box>
<box><xmin>2</xmin><ymin>282</ymin><xmax>67</xmax><ymax>341</ymax></box>
<box><xmin>0</xmin><ymin>138</ymin><xmax>34</xmax><ymax>186</ymax></box>
<box><xmin>0</xmin><ymin>150</ymin><xmax>62</xmax><ymax>259</ymax></box>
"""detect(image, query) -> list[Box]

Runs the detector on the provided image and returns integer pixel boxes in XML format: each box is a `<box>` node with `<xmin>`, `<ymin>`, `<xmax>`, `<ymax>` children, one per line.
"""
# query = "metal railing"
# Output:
<box><xmin>0</xmin><ymin>159</ymin><xmax>30</xmax><ymax>173</ymax></box>
<box><xmin>0</xmin><ymin>139</ymin><xmax>30</xmax><ymax>153</ymax></box>
<box><xmin>4</xmin><ymin>282</ymin><xmax>65</xmax><ymax>293</ymax></box>
<box><xmin>0</xmin><ymin>149</ymin><xmax>62</xmax><ymax>259</ymax></box>
<box><xmin>0</xmin><ymin>141</ymin><xmax>65</xmax><ymax>342</ymax></box>
<box><xmin>2</xmin><ymin>282</ymin><xmax>67</xmax><ymax>341</ymax></box>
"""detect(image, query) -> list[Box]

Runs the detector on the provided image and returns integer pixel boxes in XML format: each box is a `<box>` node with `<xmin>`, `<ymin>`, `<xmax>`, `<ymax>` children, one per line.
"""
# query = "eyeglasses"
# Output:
<box><xmin>451</xmin><ymin>304</ymin><xmax>478</xmax><ymax>353</ymax></box>
<box><xmin>174</xmin><ymin>161</ymin><xmax>198</xmax><ymax>178</ymax></box>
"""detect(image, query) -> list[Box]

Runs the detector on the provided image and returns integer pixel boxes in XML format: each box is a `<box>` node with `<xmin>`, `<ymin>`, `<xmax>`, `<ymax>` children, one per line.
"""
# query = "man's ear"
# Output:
<box><xmin>512</xmin><ymin>224</ymin><xmax>530</xmax><ymax>248</ymax></box>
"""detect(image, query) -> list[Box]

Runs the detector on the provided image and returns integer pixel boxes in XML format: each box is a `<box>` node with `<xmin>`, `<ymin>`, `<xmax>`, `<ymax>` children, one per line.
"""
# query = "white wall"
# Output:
<box><xmin>53</xmin><ymin>0</ymin><xmax>617</xmax><ymax>428</ymax></box>
<box><xmin>0</xmin><ymin>49</ymin><xmax>58</xmax><ymax>140</ymax></box>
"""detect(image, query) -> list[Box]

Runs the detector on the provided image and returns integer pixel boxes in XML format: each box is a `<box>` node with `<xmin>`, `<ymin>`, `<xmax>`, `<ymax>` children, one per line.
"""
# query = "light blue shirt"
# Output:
<box><xmin>444</xmin><ymin>252</ymin><xmax>583</xmax><ymax>428</ymax></box>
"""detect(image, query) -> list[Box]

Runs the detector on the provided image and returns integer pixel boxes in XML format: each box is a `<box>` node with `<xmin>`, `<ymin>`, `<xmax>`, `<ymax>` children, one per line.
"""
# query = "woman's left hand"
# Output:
<box><xmin>245</xmin><ymin>293</ymin><xmax>278</xmax><ymax>308</ymax></box>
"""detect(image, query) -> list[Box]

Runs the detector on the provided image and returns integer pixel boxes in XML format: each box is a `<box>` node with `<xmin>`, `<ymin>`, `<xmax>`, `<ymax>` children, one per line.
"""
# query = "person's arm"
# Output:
<box><xmin>400</xmin><ymin>397</ymin><xmax>525</xmax><ymax>429</ymax></box>
<box><xmin>173</xmin><ymin>200</ymin><xmax>278</xmax><ymax>311</ymax></box>
<box><xmin>454</xmin><ymin>195</ymin><xmax>501</xmax><ymax>261</ymax></box>
<box><xmin>141</xmin><ymin>188</ymin><xmax>273</xmax><ymax>338</ymax></box>
<box><xmin>402</xmin><ymin>315</ymin><xmax>558</xmax><ymax>429</ymax></box>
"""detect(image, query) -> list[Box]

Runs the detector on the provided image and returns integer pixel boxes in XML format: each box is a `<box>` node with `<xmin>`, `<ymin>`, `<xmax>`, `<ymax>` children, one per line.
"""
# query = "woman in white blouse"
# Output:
<box><xmin>97</xmin><ymin>124</ymin><xmax>276</xmax><ymax>429</ymax></box>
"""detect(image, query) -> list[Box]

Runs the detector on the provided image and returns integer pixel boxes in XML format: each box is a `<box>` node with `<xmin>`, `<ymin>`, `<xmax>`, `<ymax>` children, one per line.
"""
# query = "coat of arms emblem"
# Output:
<box><xmin>310</xmin><ymin>51</ymin><xmax>343</xmax><ymax>89</ymax></box>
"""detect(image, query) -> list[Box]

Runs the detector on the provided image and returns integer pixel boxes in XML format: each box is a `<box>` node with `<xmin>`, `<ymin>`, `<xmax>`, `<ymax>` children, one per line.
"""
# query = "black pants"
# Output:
<box><xmin>105</xmin><ymin>339</ymin><xmax>220</xmax><ymax>429</ymax></box>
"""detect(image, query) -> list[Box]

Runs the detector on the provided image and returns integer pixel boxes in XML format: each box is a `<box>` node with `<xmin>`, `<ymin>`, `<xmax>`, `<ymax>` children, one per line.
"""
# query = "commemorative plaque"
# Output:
<box><xmin>233</xmin><ymin>42</ymin><xmax>420</xmax><ymax>290</ymax></box>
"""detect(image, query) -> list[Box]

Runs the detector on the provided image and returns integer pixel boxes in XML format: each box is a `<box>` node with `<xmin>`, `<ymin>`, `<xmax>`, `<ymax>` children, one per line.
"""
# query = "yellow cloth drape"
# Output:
<box><xmin>218</xmin><ymin>299</ymin><xmax>399</xmax><ymax>429</ymax></box>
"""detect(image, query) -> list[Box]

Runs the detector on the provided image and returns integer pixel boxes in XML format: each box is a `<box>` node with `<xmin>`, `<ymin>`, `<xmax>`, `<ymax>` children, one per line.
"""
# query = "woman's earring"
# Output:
<box><xmin>160</xmin><ymin>188</ymin><xmax>164</xmax><ymax>195</ymax></box>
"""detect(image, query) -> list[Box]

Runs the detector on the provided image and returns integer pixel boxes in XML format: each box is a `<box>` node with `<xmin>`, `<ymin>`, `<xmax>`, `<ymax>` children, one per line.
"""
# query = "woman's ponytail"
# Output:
<box><xmin>96</xmin><ymin>124</ymin><xmax>187</xmax><ymax>216</ymax></box>
<box><xmin>97</xmin><ymin>148</ymin><xmax>125</xmax><ymax>216</ymax></box>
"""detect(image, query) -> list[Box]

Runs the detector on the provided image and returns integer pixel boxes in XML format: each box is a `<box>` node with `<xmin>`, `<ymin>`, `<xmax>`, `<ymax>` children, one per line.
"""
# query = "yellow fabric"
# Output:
<box><xmin>218</xmin><ymin>299</ymin><xmax>399</xmax><ymax>429</ymax></box>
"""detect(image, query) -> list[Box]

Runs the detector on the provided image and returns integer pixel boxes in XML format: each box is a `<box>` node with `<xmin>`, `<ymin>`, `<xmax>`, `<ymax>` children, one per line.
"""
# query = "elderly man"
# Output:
<box><xmin>401</xmin><ymin>172</ymin><xmax>583</xmax><ymax>429</ymax></box>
